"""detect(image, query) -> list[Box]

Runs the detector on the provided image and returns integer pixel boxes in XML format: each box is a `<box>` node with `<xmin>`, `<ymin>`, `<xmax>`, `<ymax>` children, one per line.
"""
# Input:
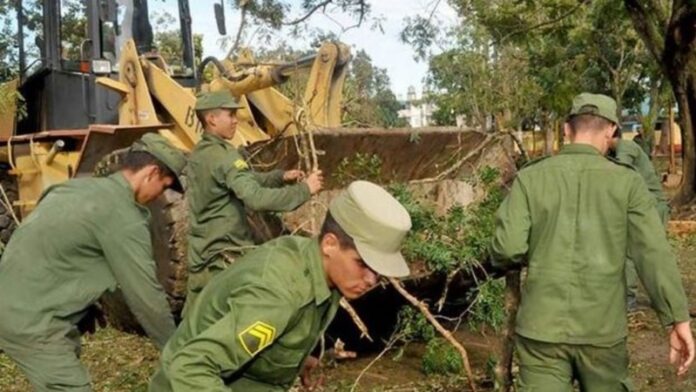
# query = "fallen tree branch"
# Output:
<box><xmin>436</xmin><ymin>268</ymin><xmax>460</xmax><ymax>312</ymax></box>
<box><xmin>410</xmin><ymin>135</ymin><xmax>496</xmax><ymax>184</ymax></box>
<box><xmin>388</xmin><ymin>277</ymin><xmax>478</xmax><ymax>392</ymax></box>
<box><xmin>339</xmin><ymin>297</ymin><xmax>373</xmax><ymax>342</ymax></box>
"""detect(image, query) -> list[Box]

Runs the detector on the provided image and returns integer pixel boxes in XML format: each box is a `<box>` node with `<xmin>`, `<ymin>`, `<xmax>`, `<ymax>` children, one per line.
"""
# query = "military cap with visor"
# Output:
<box><xmin>130</xmin><ymin>133</ymin><xmax>187</xmax><ymax>192</ymax></box>
<box><xmin>195</xmin><ymin>90</ymin><xmax>243</xmax><ymax>111</ymax></box>
<box><xmin>328</xmin><ymin>180</ymin><xmax>412</xmax><ymax>278</ymax></box>
<box><xmin>568</xmin><ymin>93</ymin><xmax>620</xmax><ymax>125</ymax></box>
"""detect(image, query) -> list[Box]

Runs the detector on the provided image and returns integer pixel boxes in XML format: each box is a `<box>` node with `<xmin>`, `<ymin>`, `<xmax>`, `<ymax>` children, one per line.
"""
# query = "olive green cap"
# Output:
<box><xmin>195</xmin><ymin>90</ymin><xmax>243</xmax><ymax>111</ymax></box>
<box><xmin>568</xmin><ymin>93</ymin><xmax>620</xmax><ymax>125</ymax></box>
<box><xmin>131</xmin><ymin>133</ymin><xmax>186</xmax><ymax>192</ymax></box>
<box><xmin>329</xmin><ymin>181</ymin><xmax>412</xmax><ymax>278</ymax></box>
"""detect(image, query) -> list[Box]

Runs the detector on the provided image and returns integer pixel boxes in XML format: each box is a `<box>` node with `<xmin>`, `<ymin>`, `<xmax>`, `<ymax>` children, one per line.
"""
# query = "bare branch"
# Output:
<box><xmin>282</xmin><ymin>0</ymin><xmax>333</xmax><ymax>26</ymax></box>
<box><xmin>226</xmin><ymin>4</ymin><xmax>249</xmax><ymax>59</ymax></box>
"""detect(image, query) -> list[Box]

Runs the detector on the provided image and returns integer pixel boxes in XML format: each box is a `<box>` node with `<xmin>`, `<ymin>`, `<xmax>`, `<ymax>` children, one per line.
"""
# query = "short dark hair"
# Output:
<box><xmin>122</xmin><ymin>150</ymin><xmax>175</xmax><ymax>179</ymax></box>
<box><xmin>319</xmin><ymin>212</ymin><xmax>356</xmax><ymax>250</ymax></box>
<box><xmin>196</xmin><ymin>108</ymin><xmax>235</xmax><ymax>129</ymax></box>
<box><xmin>567</xmin><ymin>114</ymin><xmax>615</xmax><ymax>134</ymax></box>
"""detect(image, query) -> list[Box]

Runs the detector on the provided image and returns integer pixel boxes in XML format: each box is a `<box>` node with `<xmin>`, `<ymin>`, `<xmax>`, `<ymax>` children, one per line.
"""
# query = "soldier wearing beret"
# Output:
<box><xmin>149</xmin><ymin>180</ymin><xmax>411</xmax><ymax>392</ymax></box>
<box><xmin>492</xmin><ymin>93</ymin><xmax>694</xmax><ymax>391</ymax></box>
<box><xmin>0</xmin><ymin>133</ymin><xmax>186</xmax><ymax>391</ymax></box>
<box><xmin>183</xmin><ymin>90</ymin><xmax>323</xmax><ymax>315</ymax></box>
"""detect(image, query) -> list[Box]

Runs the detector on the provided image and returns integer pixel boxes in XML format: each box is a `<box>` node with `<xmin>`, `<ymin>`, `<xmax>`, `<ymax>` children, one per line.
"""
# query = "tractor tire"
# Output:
<box><xmin>0</xmin><ymin>167</ymin><xmax>19</xmax><ymax>254</ymax></box>
<box><xmin>93</xmin><ymin>149</ymin><xmax>189</xmax><ymax>333</ymax></box>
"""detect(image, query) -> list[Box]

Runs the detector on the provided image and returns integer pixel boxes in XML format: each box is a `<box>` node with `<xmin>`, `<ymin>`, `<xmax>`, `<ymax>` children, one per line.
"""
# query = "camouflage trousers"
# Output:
<box><xmin>515</xmin><ymin>335</ymin><xmax>632</xmax><ymax>392</ymax></box>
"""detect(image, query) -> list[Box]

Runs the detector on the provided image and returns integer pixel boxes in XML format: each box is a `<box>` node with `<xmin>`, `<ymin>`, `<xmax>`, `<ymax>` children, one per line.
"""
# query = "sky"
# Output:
<box><xmin>150</xmin><ymin>0</ymin><xmax>458</xmax><ymax>101</ymax></box>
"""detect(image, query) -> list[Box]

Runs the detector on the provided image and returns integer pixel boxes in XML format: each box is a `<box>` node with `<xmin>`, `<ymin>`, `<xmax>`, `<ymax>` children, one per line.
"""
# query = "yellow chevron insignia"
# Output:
<box><xmin>233</xmin><ymin>159</ymin><xmax>249</xmax><ymax>170</ymax></box>
<box><xmin>238</xmin><ymin>321</ymin><xmax>276</xmax><ymax>356</ymax></box>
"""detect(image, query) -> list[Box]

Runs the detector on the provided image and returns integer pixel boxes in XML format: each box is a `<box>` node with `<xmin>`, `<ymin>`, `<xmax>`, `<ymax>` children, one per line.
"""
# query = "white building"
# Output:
<box><xmin>398</xmin><ymin>86</ymin><xmax>436</xmax><ymax>127</ymax></box>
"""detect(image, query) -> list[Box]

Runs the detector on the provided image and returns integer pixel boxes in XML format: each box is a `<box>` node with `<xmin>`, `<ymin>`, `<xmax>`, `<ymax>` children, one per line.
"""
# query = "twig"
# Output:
<box><xmin>340</xmin><ymin>298</ymin><xmax>373</xmax><ymax>342</ymax></box>
<box><xmin>0</xmin><ymin>183</ymin><xmax>19</xmax><ymax>225</ymax></box>
<box><xmin>436</xmin><ymin>268</ymin><xmax>460</xmax><ymax>312</ymax></box>
<box><xmin>351</xmin><ymin>330</ymin><xmax>405</xmax><ymax>392</ymax></box>
<box><xmin>388</xmin><ymin>278</ymin><xmax>478</xmax><ymax>392</ymax></box>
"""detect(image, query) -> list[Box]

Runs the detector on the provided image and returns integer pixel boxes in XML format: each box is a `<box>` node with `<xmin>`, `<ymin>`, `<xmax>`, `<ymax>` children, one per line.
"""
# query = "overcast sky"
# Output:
<box><xmin>151</xmin><ymin>1</ymin><xmax>458</xmax><ymax>100</ymax></box>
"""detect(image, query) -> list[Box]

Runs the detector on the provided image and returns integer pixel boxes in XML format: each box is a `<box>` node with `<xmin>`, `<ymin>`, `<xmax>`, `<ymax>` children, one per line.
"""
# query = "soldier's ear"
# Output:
<box><xmin>320</xmin><ymin>233</ymin><xmax>341</xmax><ymax>258</ymax></box>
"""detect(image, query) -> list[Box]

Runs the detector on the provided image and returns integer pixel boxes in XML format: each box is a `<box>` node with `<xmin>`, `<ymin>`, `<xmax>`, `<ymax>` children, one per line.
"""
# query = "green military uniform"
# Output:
<box><xmin>632</xmin><ymin>132</ymin><xmax>653</xmax><ymax>158</ymax></box>
<box><xmin>151</xmin><ymin>236</ymin><xmax>341</xmax><ymax>392</ymax></box>
<box><xmin>150</xmin><ymin>180</ymin><xmax>412</xmax><ymax>391</ymax></box>
<box><xmin>184</xmin><ymin>91</ymin><xmax>310</xmax><ymax>311</ymax></box>
<box><xmin>0</xmin><ymin>134</ymin><xmax>186</xmax><ymax>391</ymax></box>
<box><xmin>612</xmin><ymin>138</ymin><xmax>670</xmax><ymax>308</ymax></box>
<box><xmin>492</xmin><ymin>94</ymin><xmax>690</xmax><ymax>391</ymax></box>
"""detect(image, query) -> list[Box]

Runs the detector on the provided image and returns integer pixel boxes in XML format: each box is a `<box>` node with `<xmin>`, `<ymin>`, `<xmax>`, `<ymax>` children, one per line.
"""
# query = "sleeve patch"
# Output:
<box><xmin>233</xmin><ymin>159</ymin><xmax>249</xmax><ymax>170</ymax></box>
<box><xmin>238</xmin><ymin>321</ymin><xmax>276</xmax><ymax>356</ymax></box>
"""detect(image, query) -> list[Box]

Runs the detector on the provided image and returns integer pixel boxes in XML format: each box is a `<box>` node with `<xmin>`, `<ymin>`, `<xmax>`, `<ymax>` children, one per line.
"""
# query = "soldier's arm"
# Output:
<box><xmin>491</xmin><ymin>177</ymin><xmax>531</xmax><ymax>267</ymax></box>
<box><xmin>167</xmin><ymin>284</ymin><xmax>294</xmax><ymax>392</ymax></box>
<box><xmin>627</xmin><ymin>176</ymin><xmax>690</xmax><ymax>326</ymax></box>
<box><xmin>98</xmin><ymin>218</ymin><xmax>176</xmax><ymax>349</ymax></box>
<box><xmin>218</xmin><ymin>164</ymin><xmax>310</xmax><ymax>212</ymax></box>
<box><xmin>252</xmin><ymin>169</ymin><xmax>285</xmax><ymax>188</ymax></box>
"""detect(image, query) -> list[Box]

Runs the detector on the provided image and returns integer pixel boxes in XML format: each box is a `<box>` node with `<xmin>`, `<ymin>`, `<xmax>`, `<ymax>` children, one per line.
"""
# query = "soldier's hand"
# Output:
<box><xmin>283</xmin><ymin>169</ymin><xmax>305</xmax><ymax>182</ymax></box>
<box><xmin>300</xmin><ymin>355</ymin><xmax>324</xmax><ymax>391</ymax></box>
<box><xmin>669</xmin><ymin>321</ymin><xmax>695</xmax><ymax>376</ymax></box>
<box><xmin>304</xmin><ymin>170</ymin><xmax>324</xmax><ymax>195</ymax></box>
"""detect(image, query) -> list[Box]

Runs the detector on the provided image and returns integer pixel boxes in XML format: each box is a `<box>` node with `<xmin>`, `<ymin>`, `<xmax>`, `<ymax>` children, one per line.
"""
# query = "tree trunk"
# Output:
<box><xmin>625</xmin><ymin>0</ymin><xmax>696</xmax><ymax>205</ymax></box>
<box><xmin>544</xmin><ymin>120</ymin><xmax>555</xmax><ymax>155</ymax></box>
<box><xmin>672</xmin><ymin>74</ymin><xmax>696</xmax><ymax>203</ymax></box>
<box><xmin>641</xmin><ymin>78</ymin><xmax>665</xmax><ymax>156</ymax></box>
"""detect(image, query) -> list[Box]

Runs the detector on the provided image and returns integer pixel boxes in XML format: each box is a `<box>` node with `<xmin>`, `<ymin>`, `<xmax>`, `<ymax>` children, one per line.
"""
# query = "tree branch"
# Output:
<box><xmin>498</xmin><ymin>0</ymin><xmax>590</xmax><ymax>43</ymax></box>
<box><xmin>624</xmin><ymin>0</ymin><xmax>668</xmax><ymax>65</ymax></box>
<box><xmin>388</xmin><ymin>277</ymin><xmax>478</xmax><ymax>392</ymax></box>
<box><xmin>226</xmin><ymin>3</ymin><xmax>249</xmax><ymax>59</ymax></box>
<box><xmin>282</xmin><ymin>0</ymin><xmax>333</xmax><ymax>26</ymax></box>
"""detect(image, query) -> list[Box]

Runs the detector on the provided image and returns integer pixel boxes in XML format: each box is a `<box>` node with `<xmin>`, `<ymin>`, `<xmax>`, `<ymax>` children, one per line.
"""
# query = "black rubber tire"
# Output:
<box><xmin>0</xmin><ymin>167</ymin><xmax>19</xmax><ymax>253</ymax></box>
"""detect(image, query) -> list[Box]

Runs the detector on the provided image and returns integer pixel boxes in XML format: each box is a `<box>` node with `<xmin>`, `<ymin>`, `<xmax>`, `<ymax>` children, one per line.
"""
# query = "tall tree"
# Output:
<box><xmin>624</xmin><ymin>0</ymin><xmax>696</xmax><ymax>204</ymax></box>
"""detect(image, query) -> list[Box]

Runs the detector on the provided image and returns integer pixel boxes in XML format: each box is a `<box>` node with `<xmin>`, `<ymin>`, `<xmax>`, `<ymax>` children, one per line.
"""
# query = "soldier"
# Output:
<box><xmin>610</xmin><ymin>129</ymin><xmax>670</xmax><ymax>310</ymax></box>
<box><xmin>149</xmin><ymin>180</ymin><xmax>411</xmax><ymax>391</ymax></box>
<box><xmin>492</xmin><ymin>93</ymin><xmax>694</xmax><ymax>391</ymax></box>
<box><xmin>0</xmin><ymin>133</ymin><xmax>186</xmax><ymax>391</ymax></box>
<box><xmin>184</xmin><ymin>90</ymin><xmax>323</xmax><ymax>314</ymax></box>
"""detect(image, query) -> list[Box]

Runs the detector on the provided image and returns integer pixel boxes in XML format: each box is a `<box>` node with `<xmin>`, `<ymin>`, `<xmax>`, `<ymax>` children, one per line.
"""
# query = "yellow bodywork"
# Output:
<box><xmin>0</xmin><ymin>39</ymin><xmax>351</xmax><ymax>219</ymax></box>
<box><xmin>7</xmin><ymin>141</ymin><xmax>81</xmax><ymax>216</ymax></box>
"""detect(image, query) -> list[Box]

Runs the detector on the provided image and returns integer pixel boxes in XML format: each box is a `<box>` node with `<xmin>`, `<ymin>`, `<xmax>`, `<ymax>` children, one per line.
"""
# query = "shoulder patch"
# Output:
<box><xmin>605</xmin><ymin>155</ymin><xmax>636</xmax><ymax>171</ymax></box>
<box><xmin>233</xmin><ymin>159</ymin><xmax>249</xmax><ymax>170</ymax></box>
<box><xmin>238</xmin><ymin>321</ymin><xmax>276</xmax><ymax>356</ymax></box>
<box><xmin>520</xmin><ymin>155</ymin><xmax>550</xmax><ymax>169</ymax></box>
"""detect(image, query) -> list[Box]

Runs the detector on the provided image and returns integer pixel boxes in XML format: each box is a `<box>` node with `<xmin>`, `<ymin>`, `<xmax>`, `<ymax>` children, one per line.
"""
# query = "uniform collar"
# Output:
<box><xmin>108</xmin><ymin>172</ymin><xmax>150</xmax><ymax>213</ymax></box>
<box><xmin>302</xmin><ymin>239</ymin><xmax>334</xmax><ymax>305</ymax></box>
<box><xmin>109</xmin><ymin>172</ymin><xmax>133</xmax><ymax>193</ymax></box>
<box><xmin>202</xmin><ymin>131</ymin><xmax>231</xmax><ymax>148</ymax></box>
<box><xmin>559</xmin><ymin>143</ymin><xmax>603</xmax><ymax>156</ymax></box>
